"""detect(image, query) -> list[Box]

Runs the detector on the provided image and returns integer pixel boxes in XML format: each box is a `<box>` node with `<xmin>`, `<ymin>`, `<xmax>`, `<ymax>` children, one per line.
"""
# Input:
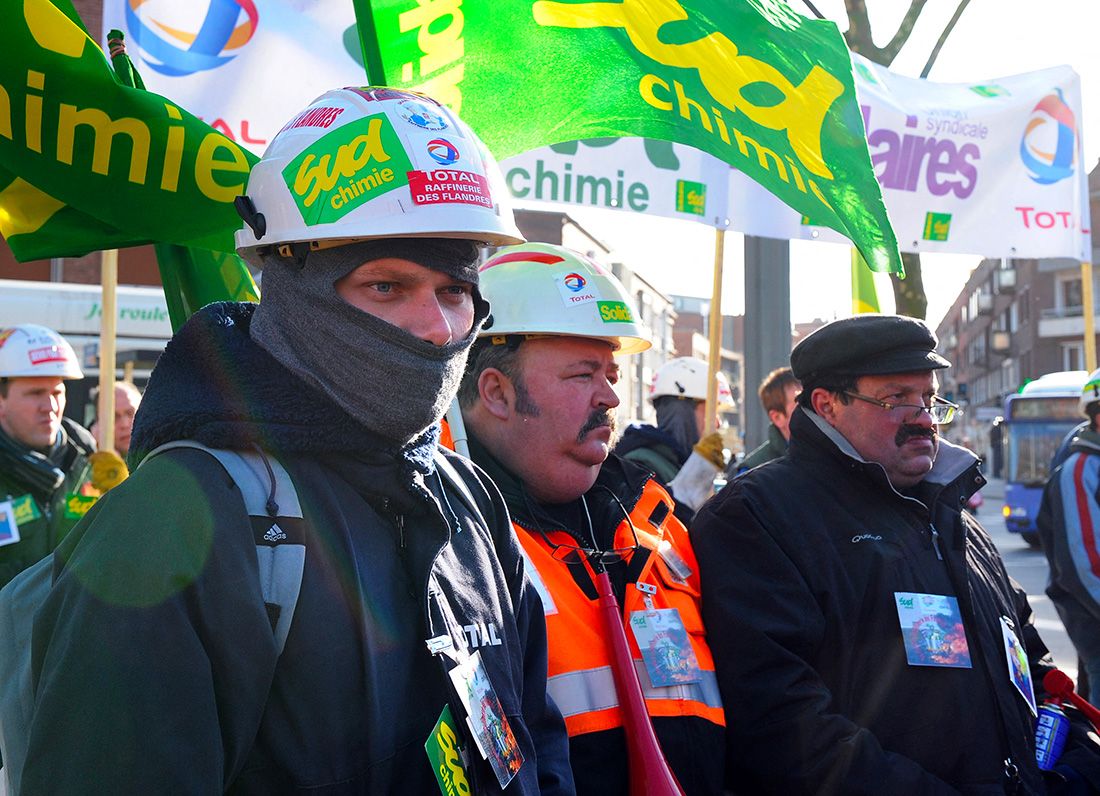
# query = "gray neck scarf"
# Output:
<box><xmin>251</xmin><ymin>239</ymin><xmax>488</xmax><ymax>447</ymax></box>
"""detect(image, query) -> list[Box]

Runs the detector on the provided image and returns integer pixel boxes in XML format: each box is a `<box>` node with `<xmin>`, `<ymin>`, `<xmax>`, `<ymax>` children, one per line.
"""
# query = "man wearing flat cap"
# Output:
<box><xmin>692</xmin><ymin>314</ymin><xmax>1100</xmax><ymax>795</ymax></box>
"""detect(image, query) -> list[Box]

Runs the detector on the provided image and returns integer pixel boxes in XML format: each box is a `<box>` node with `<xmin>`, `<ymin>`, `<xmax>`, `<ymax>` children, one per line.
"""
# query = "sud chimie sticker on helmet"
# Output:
<box><xmin>282</xmin><ymin>113</ymin><xmax>413</xmax><ymax>227</ymax></box>
<box><xmin>553</xmin><ymin>271</ymin><xmax>601</xmax><ymax>308</ymax></box>
<box><xmin>395</xmin><ymin>99</ymin><xmax>449</xmax><ymax>131</ymax></box>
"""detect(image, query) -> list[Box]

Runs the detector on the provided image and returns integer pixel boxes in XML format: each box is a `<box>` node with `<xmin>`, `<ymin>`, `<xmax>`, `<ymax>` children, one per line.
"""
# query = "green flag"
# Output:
<box><xmin>103</xmin><ymin>29</ymin><xmax>259</xmax><ymax>330</ymax></box>
<box><xmin>0</xmin><ymin>0</ymin><xmax>258</xmax><ymax>259</ymax></box>
<box><xmin>355</xmin><ymin>0</ymin><xmax>902</xmax><ymax>274</ymax></box>
<box><xmin>851</xmin><ymin>249</ymin><xmax>881</xmax><ymax>314</ymax></box>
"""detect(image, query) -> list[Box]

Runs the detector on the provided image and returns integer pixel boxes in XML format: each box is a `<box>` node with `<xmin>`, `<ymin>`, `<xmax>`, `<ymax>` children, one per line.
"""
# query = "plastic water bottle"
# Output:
<box><xmin>1035</xmin><ymin>701</ymin><xmax>1069</xmax><ymax>770</ymax></box>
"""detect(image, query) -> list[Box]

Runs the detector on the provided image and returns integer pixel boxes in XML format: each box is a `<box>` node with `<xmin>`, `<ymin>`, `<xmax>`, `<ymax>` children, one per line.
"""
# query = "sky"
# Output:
<box><xmin>549</xmin><ymin>0</ymin><xmax>1100</xmax><ymax>328</ymax></box>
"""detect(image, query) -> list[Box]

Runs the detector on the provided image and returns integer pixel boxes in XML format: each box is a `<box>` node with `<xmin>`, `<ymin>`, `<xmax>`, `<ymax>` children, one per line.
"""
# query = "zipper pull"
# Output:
<box><xmin>929</xmin><ymin>522</ymin><xmax>943</xmax><ymax>560</ymax></box>
<box><xmin>381</xmin><ymin>497</ymin><xmax>405</xmax><ymax>548</ymax></box>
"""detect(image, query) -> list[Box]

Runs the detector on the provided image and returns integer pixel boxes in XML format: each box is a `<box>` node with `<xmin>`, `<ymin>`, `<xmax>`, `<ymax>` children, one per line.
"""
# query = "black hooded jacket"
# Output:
<box><xmin>22</xmin><ymin>303</ymin><xmax>573</xmax><ymax>795</ymax></box>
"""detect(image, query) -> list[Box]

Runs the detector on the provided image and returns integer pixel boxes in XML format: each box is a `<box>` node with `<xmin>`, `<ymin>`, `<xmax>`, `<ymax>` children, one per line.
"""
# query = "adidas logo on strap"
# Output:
<box><xmin>264</xmin><ymin>524</ymin><xmax>287</xmax><ymax>542</ymax></box>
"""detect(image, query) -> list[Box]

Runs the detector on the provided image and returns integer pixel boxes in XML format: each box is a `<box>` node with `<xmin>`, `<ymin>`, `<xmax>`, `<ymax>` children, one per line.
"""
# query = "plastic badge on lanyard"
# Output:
<box><xmin>0</xmin><ymin>499</ymin><xmax>21</xmax><ymax>547</ymax></box>
<box><xmin>629</xmin><ymin>582</ymin><xmax>702</xmax><ymax>687</ymax></box>
<box><xmin>425</xmin><ymin>578</ymin><xmax>523</xmax><ymax>789</ymax></box>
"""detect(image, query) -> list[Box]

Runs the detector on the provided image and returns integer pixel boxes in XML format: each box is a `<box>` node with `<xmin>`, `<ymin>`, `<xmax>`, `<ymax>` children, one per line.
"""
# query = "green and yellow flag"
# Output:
<box><xmin>0</xmin><ymin>0</ymin><xmax>257</xmax><ymax>260</ymax></box>
<box><xmin>356</xmin><ymin>0</ymin><xmax>903</xmax><ymax>273</ymax></box>
<box><xmin>851</xmin><ymin>249</ymin><xmax>881</xmax><ymax>314</ymax></box>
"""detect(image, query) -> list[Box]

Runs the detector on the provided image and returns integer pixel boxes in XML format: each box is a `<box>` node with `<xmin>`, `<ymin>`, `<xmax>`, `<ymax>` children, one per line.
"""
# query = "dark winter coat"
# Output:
<box><xmin>1037</xmin><ymin>429</ymin><xmax>1100</xmax><ymax>667</ymax></box>
<box><xmin>694</xmin><ymin>407</ymin><xmax>1100</xmax><ymax>796</ymax></box>
<box><xmin>615</xmin><ymin>424</ymin><xmax>688</xmax><ymax>486</ymax></box>
<box><xmin>0</xmin><ymin>417</ymin><xmax>95</xmax><ymax>588</ymax></box>
<box><xmin>21</xmin><ymin>303</ymin><xmax>573</xmax><ymax>796</ymax></box>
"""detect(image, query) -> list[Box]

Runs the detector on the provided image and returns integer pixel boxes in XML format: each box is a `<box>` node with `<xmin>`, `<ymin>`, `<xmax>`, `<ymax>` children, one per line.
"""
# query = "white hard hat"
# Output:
<box><xmin>478</xmin><ymin>243</ymin><xmax>651</xmax><ymax>355</ymax></box>
<box><xmin>235</xmin><ymin>86</ymin><xmax>524</xmax><ymax>267</ymax></box>
<box><xmin>651</xmin><ymin>357</ymin><xmax>734</xmax><ymax>409</ymax></box>
<box><xmin>1081</xmin><ymin>368</ymin><xmax>1100</xmax><ymax>412</ymax></box>
<box><xmin>0</xmin><ymin>324</ymin><xmax>83</xmax><ymax>380</ymax></box>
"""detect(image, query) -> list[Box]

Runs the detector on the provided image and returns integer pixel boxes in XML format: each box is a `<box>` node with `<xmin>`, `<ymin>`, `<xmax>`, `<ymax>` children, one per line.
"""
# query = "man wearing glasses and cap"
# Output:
<box><xmin>692</xmin><ymin>314</ymin><xmax>1100</xmax><ymax>795</ymax></box>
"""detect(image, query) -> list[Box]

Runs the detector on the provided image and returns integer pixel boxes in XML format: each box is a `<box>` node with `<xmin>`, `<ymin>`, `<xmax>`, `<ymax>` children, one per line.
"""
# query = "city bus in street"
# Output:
<box><xmin>1001</xmin><ymin>370</ymin><xmax>1089</xmax><ymax>546</ymax></box>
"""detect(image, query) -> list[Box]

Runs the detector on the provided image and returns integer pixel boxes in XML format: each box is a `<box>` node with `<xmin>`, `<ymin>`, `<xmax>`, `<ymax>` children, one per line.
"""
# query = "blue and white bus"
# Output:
<box><xmin>1001</xmin><ymin>370</ymin><xmax>1089</xmax><ymax>546</ymax></box>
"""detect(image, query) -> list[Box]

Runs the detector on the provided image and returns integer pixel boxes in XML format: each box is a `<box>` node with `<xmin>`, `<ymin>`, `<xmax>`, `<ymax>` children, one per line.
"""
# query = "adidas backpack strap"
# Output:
<box><xmin>0</xmin><ymin>442</ymin><xmax>304</xmax><ymax>796</ymax></box>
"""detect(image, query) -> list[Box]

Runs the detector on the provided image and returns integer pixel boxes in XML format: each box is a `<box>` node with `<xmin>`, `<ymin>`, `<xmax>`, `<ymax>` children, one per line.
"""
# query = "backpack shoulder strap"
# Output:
<box><xmin>143</xmin><ymin>441</ymin><xmax>304</xmax><ymax>655</ymax></box>
<box><xmin>144</xmin><ymin>441</ymin><xmax>302</xmax><ymax>519</ymax></box>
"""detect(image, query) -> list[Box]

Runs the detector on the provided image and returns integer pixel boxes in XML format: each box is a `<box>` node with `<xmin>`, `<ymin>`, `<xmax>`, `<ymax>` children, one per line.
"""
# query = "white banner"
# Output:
<box><xmin>500</xmin><ymin>138</ymin><xmax>730</xmax><ymax>228</ymax></box>
<box><xmin>102</xmin><ymin>0</ymin><xmax>365</xmax><ymax>156</ymax></box>
<box><xmin>733</xmin><ymin>55</ymin><xmax>1090</xmax><ymax>260</ymax></box>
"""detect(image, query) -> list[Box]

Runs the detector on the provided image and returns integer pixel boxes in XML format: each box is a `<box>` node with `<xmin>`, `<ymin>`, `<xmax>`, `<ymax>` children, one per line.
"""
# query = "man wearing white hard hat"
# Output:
<box><xmin>19</xmin><ymin>88</ymin><xmax>572</xmax><ymax>796</ymax></box>
<box><xmin>0</xmin><ymin>324</ymin><xmax>96</xmax><ymax>589</ymax></box>
<box><xmin>458</xmin><ymin>243</ymin><xmax>725</xmax><ymax>796</ymax></box>
<box><xmin>615</xmin><ymin>356</ymin><xmax>733</xmax><ymax>522</ymax></box>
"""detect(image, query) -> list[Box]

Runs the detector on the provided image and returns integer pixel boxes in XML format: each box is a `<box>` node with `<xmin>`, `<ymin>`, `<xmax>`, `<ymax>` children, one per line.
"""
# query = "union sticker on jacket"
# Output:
<box><xmin>894</xmin><ymin>592</ymin><xmax>972</xmax><ymax>668</ymax></box>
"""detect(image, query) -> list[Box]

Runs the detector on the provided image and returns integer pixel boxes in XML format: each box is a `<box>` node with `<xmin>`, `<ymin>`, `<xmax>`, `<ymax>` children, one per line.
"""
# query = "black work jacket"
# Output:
<box><xmin>693</xmin><ymin>407</ymin><xmax>1083</xmax><ymax>796</ymax></box>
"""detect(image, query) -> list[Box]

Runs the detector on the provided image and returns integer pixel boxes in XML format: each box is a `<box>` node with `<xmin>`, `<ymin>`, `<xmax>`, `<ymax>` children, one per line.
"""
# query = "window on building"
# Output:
<box><xmin>1062</xmin><ymin>343</ymin><xmax>1085</xmax><ymax>372</ymax></box>
<box><xmin>1018</xmin><ymin>287</ymin><xmax>1030</xmax><ymax>325</ymax></box>
<box><xmin>1057</xmin><ymin>276</ymin><xmax>1083</xmax><ymax>313</ymax></box>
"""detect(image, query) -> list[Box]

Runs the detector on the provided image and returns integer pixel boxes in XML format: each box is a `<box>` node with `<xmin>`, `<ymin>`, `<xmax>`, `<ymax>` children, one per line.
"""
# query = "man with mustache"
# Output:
<box><xmin>458</xmin><ymin>243</ymin><xmax>725</xmax><ymax>795</ymax></box>
<box><xmin>693</xmin><ymin>314</ymin><xmax>1100</xmax><ymax>795</ymax></box>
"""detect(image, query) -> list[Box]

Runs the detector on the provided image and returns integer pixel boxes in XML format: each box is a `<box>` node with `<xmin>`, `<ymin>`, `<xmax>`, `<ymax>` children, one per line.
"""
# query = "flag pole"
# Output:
<box><xmin>98</xmin><ymin>249</ymin><xmax>118</xmax><ymax>452</ymax></box>
<box><xmin>705</xmin><ymin>228</ymin><xmax>725</xmax><ymax>426</ymax></box>
<box><xmin>1083</xmin><ymin>260</ymin><xmax>1096</xmax><ymax>373</ymax></box>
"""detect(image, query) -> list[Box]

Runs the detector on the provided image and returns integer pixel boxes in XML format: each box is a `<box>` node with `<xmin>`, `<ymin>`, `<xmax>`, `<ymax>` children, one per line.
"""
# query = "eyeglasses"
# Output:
<box><xmin>527</xmin><ymin>489</ymin><xmax>641</xmax><ymax>571</ymax></box>
<box><xmin>842</xmin><ymin>391</ymin><xmax>959</xmax><ymax>424</ymax></box>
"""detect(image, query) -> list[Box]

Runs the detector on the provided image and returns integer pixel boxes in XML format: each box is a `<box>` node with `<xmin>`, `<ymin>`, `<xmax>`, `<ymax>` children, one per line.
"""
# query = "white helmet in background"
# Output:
<box><xmin>0</xmin><ymin>324</ymin><xmax>83</xmax><ymax>380</ymax></box>
<box><xmin>477</xmin><ymin>243</ymin><xmax>651</xmax><ymax>355</ymax></box>
<box><xmin>235</xmin><ymin>86</ymin><xmax>524</xmax><ymax>266</ymax></box>
<box><xmin>1081</xmin><ymin>367</ymin><xmax>1100</xmax><ymax>413</ymax></box>
<box><xmin>650</xmin><ymin>357</ymin><xmax>734</xmax><ymax>409</ymax></box>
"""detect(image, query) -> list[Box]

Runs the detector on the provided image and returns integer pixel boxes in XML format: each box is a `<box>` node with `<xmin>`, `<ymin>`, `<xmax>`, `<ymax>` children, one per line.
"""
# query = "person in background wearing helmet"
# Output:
<box><xmin>0</xmin><ymin>324</ymin><xmax>97</xmax><ymax>589</ymax></box>
<box><xmin>458</xmin><ymin>243</ymin><xmax>725</xmax><ymax>796</ymax></box>
<box><xmin>88</xmin><ymin>381</ymin><xmax>142</xmax><ymax>459</ymax></box>
<box><xmin>614</xmin><ymin>357</ymin><xmax>732</xmax><ymax>523</ymax></box>
<box><xmin>1038</xmin><ymin>368</ymin><xmax>1100</xmax><ymax>708</ymax></box>
<box><xmin>734</xmin><ymin>367</ymin><xmax>800</xmax><ymax>474</ymax></box>
<box><xmin>693</xmin><ymin>314</ymin><xmax>1100</xmax><ymax>795</ymax></box>
<box><xmin>20</xmin><ymin>88</ymin><xmax>572</xmax><ymax>796</ymax></box>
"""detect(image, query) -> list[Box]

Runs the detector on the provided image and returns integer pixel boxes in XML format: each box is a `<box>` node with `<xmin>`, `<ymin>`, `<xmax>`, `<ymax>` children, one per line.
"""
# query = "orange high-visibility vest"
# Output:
<box><xmin>516</xmin><ymin>479</ymin><xmax>724</xmax><ymax>738</ymax></box>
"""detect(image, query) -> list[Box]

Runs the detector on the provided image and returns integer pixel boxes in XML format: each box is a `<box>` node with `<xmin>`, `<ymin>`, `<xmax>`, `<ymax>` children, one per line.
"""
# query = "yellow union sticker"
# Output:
<box><xmin>425</xmin><ymin>705</ymin><xmax>471</xmax><ymax>796</ymax></box>
<box><xmin>64</xmin><ymin>493</ymin><xmax>97</xmax><ymax>520</ymax></box>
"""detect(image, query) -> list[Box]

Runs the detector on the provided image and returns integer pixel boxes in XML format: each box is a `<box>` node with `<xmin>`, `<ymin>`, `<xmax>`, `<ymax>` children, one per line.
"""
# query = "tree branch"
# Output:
<box><xmin>920</xmin><ymin>0</ymin><xmax>973</xmax><ymax>78</ymax></box>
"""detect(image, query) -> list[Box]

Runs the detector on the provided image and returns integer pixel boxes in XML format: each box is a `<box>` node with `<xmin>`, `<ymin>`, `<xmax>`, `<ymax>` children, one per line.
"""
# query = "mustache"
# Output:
<box><xmin>896</xmin><ymin>425</ymin><xmax>938</xmax><ymax>447</ymax></box>
<box><xmin>577</xmin><ymin>408</ymin><xmax>617</xmax><ymax>444</ymax></box>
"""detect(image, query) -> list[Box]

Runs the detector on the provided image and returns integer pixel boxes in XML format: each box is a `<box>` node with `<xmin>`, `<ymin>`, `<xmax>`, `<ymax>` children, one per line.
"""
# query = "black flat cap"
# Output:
<box><xmin>791</xmin><ymin>314</ymin><xmax>950</xmax><ymax>381</ymax></box>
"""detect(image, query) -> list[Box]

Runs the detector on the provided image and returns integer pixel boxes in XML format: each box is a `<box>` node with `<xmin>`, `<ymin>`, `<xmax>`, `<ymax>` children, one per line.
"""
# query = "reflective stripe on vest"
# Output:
<box><xmin>516</xmin><ymin>477</ymin><xmax>724</xmax><ymax>737</ymax></box>
<box><xmin>548</xmin><ymin>661</ymin><xmax>723</xmax><ymax>719</ymax></box>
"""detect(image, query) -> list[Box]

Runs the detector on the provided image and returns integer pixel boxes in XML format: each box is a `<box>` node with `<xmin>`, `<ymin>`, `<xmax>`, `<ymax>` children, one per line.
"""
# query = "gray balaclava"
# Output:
<box><xmin>653</xmin><ymin>394</ymin><xmax>701</xmax><ymax>459</ymax></box>
<box><xmin>251</xmin><ymin>238</ymin><xmax>489</xmax><ymax>447</ymax></box>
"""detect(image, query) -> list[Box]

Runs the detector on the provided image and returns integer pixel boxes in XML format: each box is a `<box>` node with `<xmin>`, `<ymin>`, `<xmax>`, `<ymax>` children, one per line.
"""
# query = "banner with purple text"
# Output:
<box><xmin>733</xmin><ymin>55</ymin><xmax>1090</xmax><ymax>260</ymax></box>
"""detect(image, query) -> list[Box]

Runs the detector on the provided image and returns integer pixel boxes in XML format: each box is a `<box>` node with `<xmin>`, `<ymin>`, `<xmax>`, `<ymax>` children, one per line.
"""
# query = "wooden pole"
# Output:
<box><xmin>98</xmin><ymin>250</ymin><xmax>118</xmax><ymax>452</ymax></box>
<box><xmin>706</xmin><ymin>229</ymin><xmax>725</xmax><ymax>427</ymax></box>
<box><xmin>1083</xmin><ymin>260</ymin><xmax>1096</xmax><ymax>373</ymax></box>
